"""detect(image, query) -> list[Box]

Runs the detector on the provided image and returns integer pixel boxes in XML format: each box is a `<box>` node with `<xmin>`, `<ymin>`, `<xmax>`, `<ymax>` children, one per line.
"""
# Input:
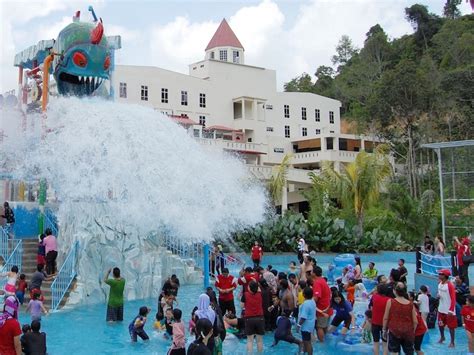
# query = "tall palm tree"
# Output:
<box><xmin>268</xmin><ymin>154</ymin><xmax>292</xmax><ymax>209</ymax></box>
<box><xmin>313</xmin><ymin>144</ymin><xmax>392</xmax><ymax>235</ymax></box>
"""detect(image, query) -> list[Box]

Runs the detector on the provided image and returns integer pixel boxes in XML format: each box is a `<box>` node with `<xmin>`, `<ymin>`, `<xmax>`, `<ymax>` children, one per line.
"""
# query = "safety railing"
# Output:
<box><xmin>0</xmin><ymin>226</ymin><xmax>10</xmax><ymax>261</ymax></box>
<box><xmin>43</xmin><ymin>209</ymin><xmax>59</xmax><ymax>237</ymax></box>
<box><xmin>419</xmin><ymin>251</ymin><xmax>452</xmax><ymax>276</ymax></box>
<box><xmin>0</xmin><ymin>239</ymin><xmax>23</xmax><ymax>290</ymax></box>
<box><xmin>50</xmin><ymin>241</ymin><xmax>79</xmax><ymax>311</ymax></box>
<box><xmin>211</xmin><ymin>251</ymin><xmax>245</xmax><ymax>276</ymax></box>
<box><xmin>161</xmin><ymin>234</ymin><xmax>204</xmax><ymax>269</ymax></box>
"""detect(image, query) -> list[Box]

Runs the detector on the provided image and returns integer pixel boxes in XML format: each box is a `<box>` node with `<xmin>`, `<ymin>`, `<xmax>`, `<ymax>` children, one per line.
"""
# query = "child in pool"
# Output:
<box><xmin>164</xmin><ymin>308</ymin><xmax>174</xmax><ymax>339</ymax></box>
<box><xmin>168</xmin><ymin>308</ymin><xmax>185</xmax><ymax>355</ymax></box>
<box><xmin>345</xmin><ymin>279</ymin><xmax>356</xmax><ymax>306</ymax></box>
<box><xmin>26</xmin><ymin>292</ymin><xmax>48</xmax><ymax>321</ymax></box>
<box><xmin>271</xmin><ymin>309</ymin><xmax>303</xmax><ymax>351</ymax></box>
<box><xmin>188</xmin><ymin>306</ymin><xmax>198</xmax><ymax>336</ymax></box>
<box><xmin>1</xmin><ymin>265</ymin><xmax>19</xmax><ymax>296</ymax></box>
<box><xmin>361</xmin><ymin>309</ymin><xmax>372</xmax><ymax>343</ymax></box>
<box><xmin>129</xmin><ymin>306</ymin><xmax>150</xmax><ymax>342</ymax></box>
<box><xmin>16</xmin><ymin>273</ymin><xmax>28</xmax><ymax>305</ymax></box>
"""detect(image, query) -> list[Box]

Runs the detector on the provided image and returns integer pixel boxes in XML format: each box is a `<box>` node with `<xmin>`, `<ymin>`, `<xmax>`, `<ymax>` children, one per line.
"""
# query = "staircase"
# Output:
<box><xmin>21</xmin><ymin>239</ymin><xmax>53</xmax><ymax>306</ymax></box>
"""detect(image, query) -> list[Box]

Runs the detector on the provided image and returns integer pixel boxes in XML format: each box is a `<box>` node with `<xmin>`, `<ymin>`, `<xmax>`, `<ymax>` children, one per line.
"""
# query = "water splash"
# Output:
<box><xmin>2</xmin><ymin>97</ymin><xmax>268</xmax><ymax>301</ymax></box>
<box><xmin>6</xmin><ymin>97</ymin><xmax>267</xmax><ymax>240</ymax></box>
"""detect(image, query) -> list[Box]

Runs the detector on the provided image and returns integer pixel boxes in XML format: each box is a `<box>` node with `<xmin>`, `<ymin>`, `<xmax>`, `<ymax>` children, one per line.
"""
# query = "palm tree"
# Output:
<box><xmin>268</xmin><ymin>154</ymin><xmax>292</xmax><ymax>210</ymax></box>
<box><xmin>311</xmin><ymin>144</ymin><xmax>392</xmax><ymax>235</ymax></box>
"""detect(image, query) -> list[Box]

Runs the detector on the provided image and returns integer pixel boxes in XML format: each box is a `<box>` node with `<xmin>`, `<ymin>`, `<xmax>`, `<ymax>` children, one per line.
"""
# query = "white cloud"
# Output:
<box><xmin>150</xmin><ymin>16</ymin><xmax>217</xmax><ymax>73</ymax></box>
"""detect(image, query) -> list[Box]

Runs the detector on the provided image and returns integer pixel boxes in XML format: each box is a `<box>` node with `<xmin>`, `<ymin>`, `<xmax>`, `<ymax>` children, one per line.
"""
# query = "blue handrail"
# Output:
<box><xmin>161</xmin><ymin>234</ymin><xmax>204</xmax><ymax>269</ymax></box>
<box><xmin>0</xmin><ymin>239</ymin><xmax>23</xmax><ymax>290</ymax></box>
<box><xmin>419</xmin><ymin>251</ymin><xmax>452</xmax><ymax>276</ymax></box>
<box><xmin>43</xmin><ymin>210</ymin><xmax>59</xmax><ymax>238</ymax></box>
<box><xmin>50</xmin><ymin>241</ymin><xmax>79</xmax><ymax>311</ymax></box>
<box><xmin>0</xmin><ymin>227</ymin><xmax>10</xmax><ymax>261</ymax></box>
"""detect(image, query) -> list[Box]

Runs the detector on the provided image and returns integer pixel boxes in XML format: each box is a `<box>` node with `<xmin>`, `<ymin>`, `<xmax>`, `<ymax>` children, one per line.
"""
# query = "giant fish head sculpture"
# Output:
<box><xmin>53</xmin><ymin>19</ymin><xmax>110</xmax><ymax>96</ymax></box>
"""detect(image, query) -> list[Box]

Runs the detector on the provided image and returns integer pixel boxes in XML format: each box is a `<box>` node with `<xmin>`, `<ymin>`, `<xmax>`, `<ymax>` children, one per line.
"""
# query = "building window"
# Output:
<box><xmin>266</xmin><ymin>104</ymin><xmax>273</xmax><ymax>110</ymax></box>
<box><xmin>329</xmin><ymin>111</ymin><xmax>335</xmax><ymax>124</ymax></box>
<box><xmin>302</xmin><ymin>127</ymin><xmax>307</xmax><ymax>137</ymax></box>
<box><xmin>199</xmin><ymin>93</ymin><xmax>206</xmax><ymax>108</ymax></box>
<box><xmin>181</xmin><ymin>91</ymin><xmax>188</xmax><ymax>106</ymax></box>
<box><xmin>284</xmin><ymin>125</ymin><xmax>290</xmax><ymax>138</ymax></box>
<box><xmin>315</xmin><ymin>109</ymin><xmax>320</xmax><ymax>122</ymax></box>
<box><xmin>161</xmin><ymin>88</ymin><xmax>168</xmax><ymax>103</ymax></box>
<box><xmin>141</xmin><ymin>85</ymin><xmax>148</xmax><ymax>101</ymax></box>
<box><xmin>266</xmin><ymin>127</ymin><xmax>274</xmax><ymax>132</ymax></box>
<box><xmin>210</xmin><ymin>52</ymin><xmax>215</xmax><ymax>59</ymax></box>
<box><xmin>315</xmin><ymin>129</ymin><xmax>321</xmax><ymax>134</ymax></box>
<box><xmin>219</xmin><ymin>50</ymin><xmax>227</xmax><ymax>61</ymax></box>
<box><xmin>119</xmin><ymin>82</ymin><xmax>127</xmax><ymax>98</ymax></box>
<box><xmin>301</xmin><ymin>107</ymin><xmax>307</xmax><ymax>120</ymax></box>
<box><xmin>233</xmin><ymin>50</ymin><xmax>240</xmax><ymax>64</ymax></box>
<box><xmin>199</xmin><ymin>115</ymin><xmax>206</xmax><ymax>127</ymax></box>
<box><xmin>284</xmin><ymin>105</ymin><xmax>290</xmax><ymax>118</ymax></box>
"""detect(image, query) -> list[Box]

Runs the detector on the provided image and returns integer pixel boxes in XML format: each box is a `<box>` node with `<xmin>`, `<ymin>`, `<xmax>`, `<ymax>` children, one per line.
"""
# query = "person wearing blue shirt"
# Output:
<box><xmin>297</xmin><ymin>287</ymin><xmax>316</xmax><ymax>355</ymax></box>
<box><xmin>327</xmin><ymin>291</ymin><xmax>354</xmax><ymax>335</ymax></box>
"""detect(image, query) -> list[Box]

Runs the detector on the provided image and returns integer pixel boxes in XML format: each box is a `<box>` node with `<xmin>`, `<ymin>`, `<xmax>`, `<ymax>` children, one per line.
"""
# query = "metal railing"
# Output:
<box><xmin>50</xmin><ymin>241</ymin><xmax>79</xmax><ymax>311</ymax></box>
<box><xmin>0</xmin><ymin>239</ymin><xmax>23</xmax><ymax>290</ymax></box>
<box><xmin>419</xmin><ymin>251</ymin><xmax>452</xmax><ymax>276</ymax></box>
<box><xmin>43</xmin><ymin>209</ymin><xmax>59</xmax><ymax>237</ymax></box>
<box><xmin>211</xmin><ymin>251</ymin><xmax>245</xmax><ymax>275</ymax></box>
<box><xmin>0</xmin><ymin>226</ymin><xmax>10</xmax><ymax>261</ymax></box>
<box><xmin>161</xmin><ymin>234</ymin><xmax>204</xmax><ymax>269</ymax></box>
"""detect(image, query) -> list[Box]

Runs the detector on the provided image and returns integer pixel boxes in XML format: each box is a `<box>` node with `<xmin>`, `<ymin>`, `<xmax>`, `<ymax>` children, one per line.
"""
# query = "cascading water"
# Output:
<box><xmin>2</xmin><ymin>97</ymin><xmax>268</xmax><ymax>302</ymax></box>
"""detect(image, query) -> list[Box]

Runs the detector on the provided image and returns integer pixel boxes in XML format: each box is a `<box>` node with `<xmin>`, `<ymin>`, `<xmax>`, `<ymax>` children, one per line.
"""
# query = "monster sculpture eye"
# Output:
<box><xmin>104</xmin><ymin>56</ymin><xmax>111</xmax><ymax>70</ymax></box>
<box><xmin>72</xmin><ymin>52</ymin><xmax>87</xmax><ymax>67</ymax></box>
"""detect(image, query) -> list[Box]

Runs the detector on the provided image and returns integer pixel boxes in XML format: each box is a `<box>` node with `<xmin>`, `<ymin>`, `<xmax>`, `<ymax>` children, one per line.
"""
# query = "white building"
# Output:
<box><xmin>113</xmin><ymin>19</ymin><xmax>380</xmax><ymax>213</ymax></box>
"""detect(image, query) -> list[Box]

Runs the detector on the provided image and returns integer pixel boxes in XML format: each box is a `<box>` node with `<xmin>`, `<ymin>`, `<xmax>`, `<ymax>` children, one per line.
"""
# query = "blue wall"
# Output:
<box><xmin>10</xmin><ymin>203</ymin><xmax>40</xmax><ymax>238</ymax></box>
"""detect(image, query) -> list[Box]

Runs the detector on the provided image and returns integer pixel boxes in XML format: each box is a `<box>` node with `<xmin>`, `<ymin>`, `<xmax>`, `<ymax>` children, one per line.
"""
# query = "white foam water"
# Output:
<box><xmin>2</xmin><ymin>97</ymin><xmax>267</xmax><ymax>301</ymax></box>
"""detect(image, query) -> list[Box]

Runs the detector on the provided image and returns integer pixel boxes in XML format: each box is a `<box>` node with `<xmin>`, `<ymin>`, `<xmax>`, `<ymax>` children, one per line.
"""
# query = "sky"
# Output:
<box><xmin>0</xmin><ymin>0</ymin><xmax>472</xmax><ymax>93</ymax></box>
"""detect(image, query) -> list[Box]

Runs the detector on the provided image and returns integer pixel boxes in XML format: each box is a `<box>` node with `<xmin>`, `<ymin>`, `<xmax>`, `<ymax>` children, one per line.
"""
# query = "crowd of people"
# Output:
<box><xmin>1</xmin><ymin>227</ymin><xmax>473</xmax><ymax>354</ymax></box>
<box><xmin>0</xmin><ymin>227</ymin><xmax>59</xmax><ymax>355</ymax></box>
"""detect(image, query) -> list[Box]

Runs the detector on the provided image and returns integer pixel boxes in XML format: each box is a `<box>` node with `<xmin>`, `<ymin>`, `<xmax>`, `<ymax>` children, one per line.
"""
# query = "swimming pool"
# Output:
<box><xmin>16</xmin><ymin>282</ymin><xmax>469</xmax><ymax>354</ymax></box>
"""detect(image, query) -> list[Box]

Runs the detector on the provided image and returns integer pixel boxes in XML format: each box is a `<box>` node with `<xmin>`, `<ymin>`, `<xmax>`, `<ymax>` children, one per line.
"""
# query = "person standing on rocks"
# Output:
<box><xmin>104</xmin><ymin>267</ymin><xmax>125</xmax><ymax>322</ymax></box>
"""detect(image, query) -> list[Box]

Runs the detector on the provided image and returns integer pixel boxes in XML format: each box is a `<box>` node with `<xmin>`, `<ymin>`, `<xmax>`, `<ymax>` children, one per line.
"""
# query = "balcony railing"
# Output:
<box><xmin>196</xmin><ymin>138</ymin><xmax>267</xmax><ymax>154</ymax></box>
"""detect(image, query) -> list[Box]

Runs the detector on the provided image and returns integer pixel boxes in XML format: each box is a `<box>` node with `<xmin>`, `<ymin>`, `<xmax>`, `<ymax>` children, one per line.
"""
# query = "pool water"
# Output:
<box><xmin>17</xmin><ymin>282</ymin><xmax>469</xmax><ymax>354</ymax></box>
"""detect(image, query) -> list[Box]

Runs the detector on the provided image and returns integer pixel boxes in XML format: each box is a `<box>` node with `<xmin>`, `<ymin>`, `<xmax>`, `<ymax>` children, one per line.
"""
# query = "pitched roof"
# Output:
<box><xmin>205</xmin><ymin>19</ymin><xmax>244</xmax><ymax>51</ymax></box>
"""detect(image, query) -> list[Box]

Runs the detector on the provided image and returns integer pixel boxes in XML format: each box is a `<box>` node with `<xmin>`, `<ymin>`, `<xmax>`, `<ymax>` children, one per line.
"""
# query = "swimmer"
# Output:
<box><xmin>129</xmin><ymin>306</ymin><xmax>150</xmax><ymax>342</ymax></box>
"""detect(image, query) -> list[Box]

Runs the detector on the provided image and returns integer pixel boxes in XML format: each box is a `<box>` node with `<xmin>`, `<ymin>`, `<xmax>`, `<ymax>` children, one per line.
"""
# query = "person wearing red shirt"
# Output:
<box><xmin>251</xmin><ymin>241</ymin><xmax>263</xmax><ymax>268</ymax></box>
<box><xmin>461</xmin><ymin>295</ymin><xmax>474</xmax><ymax>353</ymax></box>
<box><xmin>15</xmin><ymin>274</ymin><xmax>27</xmax><ymax>305</ymax></box>
<box><xmin>215</xmin><ymin>267</ymin><xmax>237</xmax><ymax>316</ymax></box>
<box><xmin>0</xmin><ymin>296</ymin><xmax>21</xmax><ymax>355</ymax></box>
<box><xmin>370</xmin><ymin>284</ymin><xmax>391</xmax><ymax>355</ymax></box>
<box><xmin>311</xmin><ymin>266</ymin><xmax>331</xmax><ymax>342</ymax></box>
<box><xmin>238</xmin><ymin>267</ymin><xmax>259</xmax><ymax>296</ymax></box>
<box><xmin>454</xmin><ymin>236</ymin><xmax>471</xmax><ymax>286</ymax></box>
<box><xmin>244</xmin><ymin>281</ymin><xmax>264</xmax><ymax>353</ymax></box>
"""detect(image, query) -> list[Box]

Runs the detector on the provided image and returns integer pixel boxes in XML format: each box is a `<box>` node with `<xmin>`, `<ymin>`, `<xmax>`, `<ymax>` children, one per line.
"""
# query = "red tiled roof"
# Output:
<box><xmin>170</xmin><ymin>116</ymin><xmax>198</xmax><ymax>126</ymax></box>
<box><xmin>205</xmin><ymin>19</ymin><xmax>244</xmax><ymax>51</ymax></box>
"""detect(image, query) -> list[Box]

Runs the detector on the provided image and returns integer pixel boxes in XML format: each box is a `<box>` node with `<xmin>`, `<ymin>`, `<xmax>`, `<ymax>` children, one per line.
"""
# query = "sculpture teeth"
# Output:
<box><xmin>78</xmin><ymin>76</ymin><xmax>82</xmax><ymax>82</ymax></box>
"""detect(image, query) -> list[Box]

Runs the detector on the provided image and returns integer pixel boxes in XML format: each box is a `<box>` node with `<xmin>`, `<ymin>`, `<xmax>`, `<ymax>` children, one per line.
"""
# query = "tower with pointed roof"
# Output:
<box><xmin>205</xmin><ymin>19</ymin><xmax>245</xmax><ymax>64</ymax></box>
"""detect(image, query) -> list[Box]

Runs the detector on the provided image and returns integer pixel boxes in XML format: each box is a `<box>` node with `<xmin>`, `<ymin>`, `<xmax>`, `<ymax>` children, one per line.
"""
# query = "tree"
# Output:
<box><xmin>309</xmin><ymin>144</ymin><xmax>392</xmax><ymax>236</ymax></box>
<box><xmin>332</xmin><ymin>35</ymin><xmax>358</xmax><ymax>70</ymax></box>
<box><xmin>267</xmin><ymin>154</ymin><xmax>292</xmax><ymax>208</ymax></box>
<box><xmin>313</xmin><ymin>66</ymin><xmax>335</xmax><ymax>97</ymax></box>
<box><xmin>405</xmin><ymin>4</ymin><xmax>443</xmax><ymax>50</ymax></box>
<box><xmin>284</xmin><ymin>73</ymin><xmax>314</xmax><ymax>92</ymax></box>
<box><xmin>443</xmin><ymin>0</ymin><xmax>462</xmax><ymax>19</ymax></box>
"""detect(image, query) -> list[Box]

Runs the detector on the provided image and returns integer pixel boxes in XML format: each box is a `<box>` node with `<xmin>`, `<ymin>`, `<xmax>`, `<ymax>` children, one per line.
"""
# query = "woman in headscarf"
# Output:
<box><xmin>0</xmin><ymin>296</ymin><xmax>21</xmax><ymax>355</ymax></box>
<box><xmin>194</xmin><ymin>293</ymin><xmax>217</xmax><ymax>352</ymax></box>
